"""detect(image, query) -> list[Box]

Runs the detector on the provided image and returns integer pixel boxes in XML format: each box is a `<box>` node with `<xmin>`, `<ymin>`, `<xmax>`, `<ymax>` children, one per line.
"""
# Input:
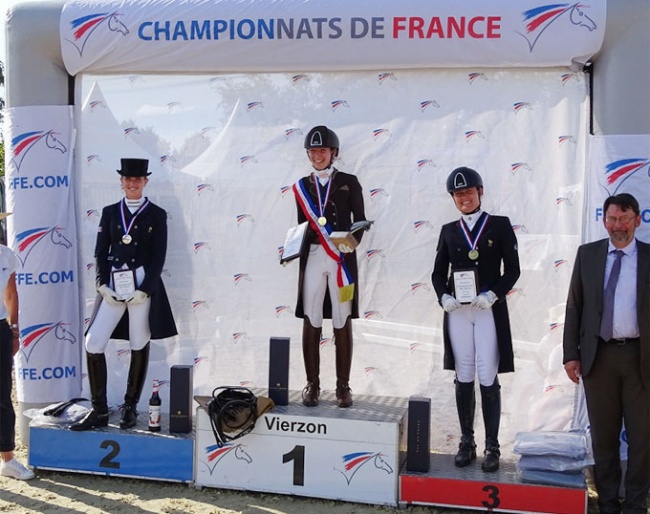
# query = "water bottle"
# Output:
<box><xmin>148</xmin><ymin>379</ymin><xmax>162</xmax><ymax>432</ymax></box>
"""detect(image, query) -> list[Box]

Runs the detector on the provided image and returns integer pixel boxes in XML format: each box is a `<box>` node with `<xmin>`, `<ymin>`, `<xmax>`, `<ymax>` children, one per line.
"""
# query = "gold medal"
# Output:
<box><xmin>468</xmin><ymin>249</ymin><xmax>479</xmax><ymax>260</ymax></box>
<box><xmin>318</xmin><ymin>216</ymin><xmax>327</xmax><ymax>226</ymax></box>
<box><xmin>122</xmin><ymin>234</ymin><xmax>133</xmax><ymax>245</ymax></box>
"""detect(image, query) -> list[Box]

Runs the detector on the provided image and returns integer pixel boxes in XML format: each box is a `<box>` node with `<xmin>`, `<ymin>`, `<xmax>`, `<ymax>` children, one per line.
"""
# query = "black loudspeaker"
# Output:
<box><xmin>406</xmin><ymin>396</ymin><xmax>431</xmax><ymax>472</ymax></box>
<box><xmin>268</xmin><ymin>337</ymin><xmax>290</xmax><ymax>405</ymax></box>
<box><xmin>169</xmin><ymin>365</ymin><xmax>193</xmax><ymax>433</ymax></box>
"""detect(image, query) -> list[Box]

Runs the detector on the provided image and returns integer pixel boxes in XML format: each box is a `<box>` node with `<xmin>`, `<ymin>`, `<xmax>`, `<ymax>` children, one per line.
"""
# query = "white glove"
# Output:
<box><xmin>126</xmin><ymin>290</ymin><xmax>149</xmax><ymax>305</ymax></box>
<box><xmin>98</xmin><ymin>284</ymin><xmax>122</xmax><ymax>307</ymax></box>
<box><xmin>471</xmin><ymin>290</ymin><xmax>498</xmax><ymax>310</ymax></box>
<box><xmin>338</xmin><ymin>243</ymin><xmax>354</xmax><ymax>253</ymax></box>
<box><xmin>441</xmin><ymin>293</ymin><xmax>461</xmax><ymax>313</ymax></box>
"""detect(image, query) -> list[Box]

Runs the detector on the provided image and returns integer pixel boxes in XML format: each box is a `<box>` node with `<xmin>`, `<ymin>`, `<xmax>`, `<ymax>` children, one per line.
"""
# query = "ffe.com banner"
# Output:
<box><xmin>585</xmin><ymin>135</ymin><xmax>650</xmax><ymax>245</ymax></box>
<box><xmin>60</xmin><ymin>0</ymin><xmax>606</xmax><ymax>75</ymax></box>
<box><xmin>4</xmin><ymin>106</ymin><xmax>81</xmax><ymax>403</ymax></box>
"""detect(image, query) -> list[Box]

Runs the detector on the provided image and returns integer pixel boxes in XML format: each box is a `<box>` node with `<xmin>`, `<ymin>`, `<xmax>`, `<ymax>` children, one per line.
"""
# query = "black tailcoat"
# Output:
<box><xmin>294</xmin><ymin>169</ymin><xmax>366</xmax><ymax>320</ymax></box>
<box><xmin>91</xmin><ymin>199</ymin><xmax>177</xmax><ymax>340</ymax></box>
<box><xmin>432</xmin><ymin>214</ymin><xmax>520</xmax><ymax>373</ymax></box>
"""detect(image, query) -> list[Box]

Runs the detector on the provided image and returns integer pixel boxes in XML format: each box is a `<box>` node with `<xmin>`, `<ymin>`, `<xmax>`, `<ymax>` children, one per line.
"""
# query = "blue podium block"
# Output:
<box><xmin>29</xmin><ymin>417</ymin><xmax>194</xmax><ymax>482</ymax></box>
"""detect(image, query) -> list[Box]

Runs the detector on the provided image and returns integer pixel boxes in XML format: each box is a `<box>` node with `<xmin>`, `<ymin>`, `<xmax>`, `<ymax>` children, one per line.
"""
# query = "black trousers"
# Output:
<box><xmin>583</xmin><ymin>341</ymin><xmax>649</xmax><ymax>514</ymax></box>
<box><xmin>0</xmin><ymin>319</ymin><xmax>16</xmax><ymax>453</ymax></box>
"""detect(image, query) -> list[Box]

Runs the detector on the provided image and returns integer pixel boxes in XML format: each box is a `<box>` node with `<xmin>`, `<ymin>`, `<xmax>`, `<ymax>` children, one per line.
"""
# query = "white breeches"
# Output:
<box><xmin>85</xmin><ymin>266</ymin><xmax>151</xmax><ymax>354</ymax></box>
<box><xmin>448</xmin><ymin>304</ymin><xmax>499</xmax><ymax>386</ymax></box>
<box><xmin>302</xmin><ymin>244</ymin><xmax>352</xmax><ymax>329</ymax></box>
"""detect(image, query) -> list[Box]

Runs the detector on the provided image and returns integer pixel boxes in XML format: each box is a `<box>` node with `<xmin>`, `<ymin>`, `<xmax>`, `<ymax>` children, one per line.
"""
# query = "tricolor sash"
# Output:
<box><xmin>293</xmin><ymin>177</ymin><xmax>355</xmax><ymax>303</ymax></box>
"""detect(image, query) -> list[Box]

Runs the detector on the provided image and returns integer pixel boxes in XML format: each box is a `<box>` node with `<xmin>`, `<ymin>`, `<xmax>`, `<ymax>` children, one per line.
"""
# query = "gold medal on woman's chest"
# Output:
<box><xmin>318</xmin><ymin>216</ymin><xmax>327</xmax><ymax>226</ymax></box>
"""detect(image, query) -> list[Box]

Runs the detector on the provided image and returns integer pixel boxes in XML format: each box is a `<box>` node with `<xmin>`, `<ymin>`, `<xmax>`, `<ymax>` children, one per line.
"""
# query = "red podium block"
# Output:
<box><xmin>400</xmin><ymin>453</ymin><xmax>587</xmax><ymax>514</ymax></box>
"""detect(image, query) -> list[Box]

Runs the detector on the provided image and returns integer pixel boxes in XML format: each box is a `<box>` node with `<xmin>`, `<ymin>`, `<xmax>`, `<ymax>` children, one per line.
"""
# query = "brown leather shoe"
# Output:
<box><xmin>336</xmin><ymin>384</ymin><xmax>353</xmax><ymax>408</ymax></box>
<box><xmin>302</xmin><ymin>382</ymin><xmax>320</xmax><ymax>407</ymax></box>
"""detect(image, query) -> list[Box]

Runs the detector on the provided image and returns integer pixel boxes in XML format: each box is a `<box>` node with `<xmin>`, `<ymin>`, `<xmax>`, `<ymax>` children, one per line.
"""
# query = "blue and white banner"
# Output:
<box><xmin>4</xmin><ymin>106</ymin><xmax>81</xmax><ymax>403</ymax></box>
<box><xmin>585</xmin><ymin>135</ymin><xmax>650</xmax><ymax>244</ymax></box>
<box><xmin>60</xmin><ymin>0</ymin><xmax>607</xmax><ymax>75</ymax></box>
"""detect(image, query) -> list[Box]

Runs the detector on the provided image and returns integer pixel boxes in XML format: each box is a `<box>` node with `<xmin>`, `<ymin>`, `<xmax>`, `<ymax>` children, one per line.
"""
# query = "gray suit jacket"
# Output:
<box><xmin>563</xmin><ymin>238</ymin><xmax>650</xmax><ymax>385</ymax></box>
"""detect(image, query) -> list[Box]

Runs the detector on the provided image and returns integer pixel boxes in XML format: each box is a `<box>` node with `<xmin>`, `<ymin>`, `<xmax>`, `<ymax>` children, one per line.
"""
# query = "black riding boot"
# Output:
<box><xmin>70</xmin><ymin>352</ymin><xmax>109</xmax><ymax>431</ymax></box>
<box><xmin>333</xmin><ymin>317</ymin><xmax>353</xmax><ymax>408</ymax></box>
<box><xmin>481</xmin><ymin>378</ymin><xmax>502</xmax><ymax>472</ymax></box>
<box><xmin>120</xmin><ymin>343</ymin><xmax>150</xmax><ymax>429</ymax></box>
<box><xmin>454</xmin><ymin>379</ymin><xmax>477</xmax><ymax>467</ymax></box>
<box><xmin>301</xmin><ymin>320</ymin><xmax>321</xmax><ymax>407</ymax></box>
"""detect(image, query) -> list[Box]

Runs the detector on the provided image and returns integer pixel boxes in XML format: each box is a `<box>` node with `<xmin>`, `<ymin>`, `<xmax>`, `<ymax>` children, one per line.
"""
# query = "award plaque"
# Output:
<box><xmin>453</xmin><ymin>269</ymin><xmax>479</xmax><ymax>304</ymax></box>
<box><xmin>280</xmin><ymin>222</ymin><xmax>308</xmax><ymax>264</ymax></box>
<box><xmin>112</xmin><ymin>269</ymin><xmax>136</xmax><ymax>300</ymax></box>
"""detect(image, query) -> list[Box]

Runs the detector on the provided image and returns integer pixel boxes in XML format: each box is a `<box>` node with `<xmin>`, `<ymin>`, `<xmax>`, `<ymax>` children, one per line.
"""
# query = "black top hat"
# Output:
<box><xmin>117</xmin><ymin>158</ymin><xmax>151</xmax><ymax>177</ymax></box>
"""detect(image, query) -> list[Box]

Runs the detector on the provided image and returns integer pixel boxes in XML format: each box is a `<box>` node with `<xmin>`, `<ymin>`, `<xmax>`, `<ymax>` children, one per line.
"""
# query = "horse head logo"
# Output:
<box><xmin>15</xmin><ymin>226</ymin><xmax>72</xmax><ymax>268</ymax></box>
<box><xmin>20</xmin><ymin>321</ymin><xmax>77</xmax><ymax>363</ymax></box>
<box><xmin>518</xmin><ymin>3</ymin><xmax>596</xmax><ymax>52</ymax></box>
<box><xmin>203</xmin><ymin>443</ymin><xmax>253</xmax><ymax>475</ymax></box>
<box><xmin>11</xmin><ymin>130</ymin><xmax>67</xmax><ymax>173</ymax></box>
<box><xmin>600</xmin><ymin>158</ymin><xmax>650</xmax><ymax>196</ymax></box>
<box><xmin>66</xmin><ymin>12</ymin><xmax>129</xmax><ymax>57</ymax></box>
<box><xmin>337</xmin><ymin>451</ymin><xmax>393</xmax><ymax>485</ymax></box>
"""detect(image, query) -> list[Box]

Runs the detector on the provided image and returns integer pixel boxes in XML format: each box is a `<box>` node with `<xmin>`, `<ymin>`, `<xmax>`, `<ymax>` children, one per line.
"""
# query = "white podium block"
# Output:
<box><xmin>195</xmin><ymin>391</ymin><xmax>408</xmax><ymax>506</ymax></box>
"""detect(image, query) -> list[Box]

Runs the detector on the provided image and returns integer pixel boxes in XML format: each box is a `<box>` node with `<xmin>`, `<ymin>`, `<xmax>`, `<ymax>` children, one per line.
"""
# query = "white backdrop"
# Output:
<box><xmin>76</xmin><ymin>68</ymin><xmax>588</xmax><ymax>452</ymax></box>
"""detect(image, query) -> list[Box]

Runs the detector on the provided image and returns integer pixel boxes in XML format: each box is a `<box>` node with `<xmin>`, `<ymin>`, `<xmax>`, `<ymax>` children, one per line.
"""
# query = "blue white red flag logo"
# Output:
<box><xmin>336</xmin><ymin>451</ymin><xmax>393</xmax><ymax>485</ymax></box>
<box><xmin>66</xmin><ymin>12</ymin><xmax>129</xmax><ymax>57</ymax></box>
<box><xmin>21</xmin><ymin>321</ymin><xmax>76</xmax><ymax>362</ymax></box>
<box><xmin>518</xmin><ymin>3</ymin><xmax>596</xmax><ymax>52</ymax></box>
<box><xmin>11</xmin><ymin>130</ymin><xmax>67</xmax><ymax>173</ymax></box>
<box><xmin>15</xmin><ymin>227</ymin><xmax>72</xmax><ymax>267</ymax></box>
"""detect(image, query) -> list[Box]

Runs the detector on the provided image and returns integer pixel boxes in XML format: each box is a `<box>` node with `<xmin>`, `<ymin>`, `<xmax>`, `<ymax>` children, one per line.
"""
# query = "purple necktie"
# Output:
<box><xmin>600</xmin><ymin>249</ymin><xmax>624</xmax><ymax>341</ymax></box>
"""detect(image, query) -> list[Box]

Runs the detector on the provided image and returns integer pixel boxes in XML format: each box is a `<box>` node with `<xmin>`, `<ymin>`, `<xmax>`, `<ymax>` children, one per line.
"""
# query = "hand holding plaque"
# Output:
<box><xmin>112</xmin><ymin>269</ymin><xmax>136</xmax><ymax>300</ymax></box>
<box><xmin>453</xmin><ymin>269</ymin><xmax>479</xmax><ymax>304</ymax></box>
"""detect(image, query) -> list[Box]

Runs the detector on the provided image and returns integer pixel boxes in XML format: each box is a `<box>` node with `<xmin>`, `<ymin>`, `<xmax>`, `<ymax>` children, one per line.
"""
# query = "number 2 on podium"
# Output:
<box><xmin>283</xmin><ymin>445</ymin><xmax>305</xmax><ymax>486</ymax></box>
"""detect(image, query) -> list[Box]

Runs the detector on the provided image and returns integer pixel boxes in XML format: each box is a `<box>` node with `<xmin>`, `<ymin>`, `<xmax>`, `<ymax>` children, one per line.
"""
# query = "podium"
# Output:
<box><xmin>27</xmin><ymin>394</ymin><xmax>588</xmax><ymax>513</ymax></box>
<box><xmin>29</xmin><ymin>417</ymin><xmax>194</xmax><ymax>482</ymax></box>
<box><xmin>400</xmin><ymin>453</ymin><xmax>588</xmax><ymax>514</ymax></box>
<box><xmin>195</xmin><ymin>391</ymin><xmax>408</xmax><ymax>505</ymax></box>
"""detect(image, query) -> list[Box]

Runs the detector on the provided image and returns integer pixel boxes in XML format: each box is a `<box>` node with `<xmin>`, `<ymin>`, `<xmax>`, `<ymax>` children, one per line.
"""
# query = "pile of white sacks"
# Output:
<box><xmin>514</xmin><ymin>430</ymin><xmax>594</xmax><ymax>488</ymax></box>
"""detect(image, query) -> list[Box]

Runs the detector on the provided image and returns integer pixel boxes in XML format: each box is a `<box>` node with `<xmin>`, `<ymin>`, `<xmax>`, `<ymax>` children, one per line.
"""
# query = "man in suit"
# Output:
<box><xmin>563</xmin><ymin>193</ymin><xmax>649</xmax><ymax>514</ymax></box>
<box><xmin>292</xmin><ymin>126</ymin><xmax>366</xmax><ymax>409</ymax></box>
<box><xmin>432</xmin><ymin>167</ymin><xmax>520</xmax><ymax>472</ymax></box>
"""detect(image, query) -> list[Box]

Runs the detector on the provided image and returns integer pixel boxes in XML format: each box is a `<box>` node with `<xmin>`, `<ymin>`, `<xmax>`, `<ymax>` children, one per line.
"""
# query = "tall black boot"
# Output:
<box><xmin>70</xmin><ymin>352</ymin><xmax>109</xmax><ymax>431</ymax></box>
<box><xmin>120</xmin><ymin>343</ymin><xmax>150</xmax><ymax>429</ymax></box>
<box><xmin>333</xmin><ymin>317</ymin><xmax>353</xmax><ymax>408</ymax></box>
<box><xmin>481</xmin><ymin>377</ymin><xmax>502</xmax><ymax>472</ymax></box>
<box><xmin>302</xmin><ymin>320</ymin><xmax>321</xmax><ymax>407</ymax></box>
<box><xmin>454</xmin><ymin>379</ymin><xmax>477</xmax><ymax>467</ymax></box>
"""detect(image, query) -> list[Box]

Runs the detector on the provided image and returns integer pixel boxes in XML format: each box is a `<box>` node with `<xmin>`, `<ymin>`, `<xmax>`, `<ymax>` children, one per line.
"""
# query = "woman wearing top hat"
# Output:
<box><xmin>71</xmin><ymin>158</ymin><xmax>177</xmax><ymax>431</ymax></box>
<box><xmin>431</xmin><ymin>167</ymin><xmax>520</xmax><ymax>472</ymax></box>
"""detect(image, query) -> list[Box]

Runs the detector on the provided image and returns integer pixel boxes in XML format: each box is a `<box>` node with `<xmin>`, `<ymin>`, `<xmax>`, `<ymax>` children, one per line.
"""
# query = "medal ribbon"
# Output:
<box><xmin>293</xmin><ymin>178</ymin><xmax>354</xmax><ymax>301</ymax></box>
<box><xmin>120</xmin><ymin>198</ymin><xmax>150</xmax><ymax>240</ymax></box>
<box><xmin>313</xmin><ymin>171</ymin><xmax>333</xmax><ymax>221</ymax></box>
<box><xmin>460</xmin><ymin>213</ymin><xmax>489</xmax><ymax>254</ymax></box>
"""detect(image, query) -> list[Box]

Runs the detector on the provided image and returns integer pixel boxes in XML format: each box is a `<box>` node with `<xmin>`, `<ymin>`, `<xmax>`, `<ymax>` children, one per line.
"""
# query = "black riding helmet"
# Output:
<box><xmin>446</xmin><ymin>166</ymin><xmax>483</xmax><ymax>194</ymax></box>
<box><xmin>304</xmin><ymin>125</ymin><xmax>340</xmax><ymax>156</ymax></box>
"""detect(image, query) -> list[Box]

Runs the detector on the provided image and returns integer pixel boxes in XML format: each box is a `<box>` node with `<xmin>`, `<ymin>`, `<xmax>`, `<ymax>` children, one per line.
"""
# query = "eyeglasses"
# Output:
<box><xmin>604</xmin><ymin>214</ymin><xmax>636</xmax><ymax>225</ymax></box>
